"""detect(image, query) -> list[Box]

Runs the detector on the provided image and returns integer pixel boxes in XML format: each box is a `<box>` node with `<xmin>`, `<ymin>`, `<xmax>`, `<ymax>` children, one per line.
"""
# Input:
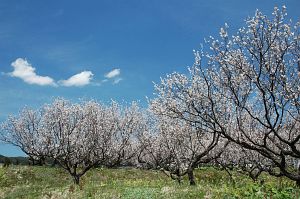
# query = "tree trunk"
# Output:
<box><xmin>174</xmin><ymin>169</ymin><xmax>182</xmax><ymax>184</ymax></box>
<box><xmin>177</xmin><ymin>176</ymin><xmax>182</xmax><ymax>184</ymax></box>
<box><xmin>29</xmin><ymin>157</ymin><xmax>35</xmax><ymax>166</ymax></box>
<box><xmin>37</xmin><ymin>157</ymin><xmax>45</xmax><ymax>166</ymax></box>
<box><xmin>51</xmin><ymin>159</ymin><xmax>58</xmax><ymax>167</ymax></box>
<box><xmin>250</xmin><ymin>173</ymin><xmax>258</xmax><ymax>182</ymax></box>
<box><xmin>297</xmin><ymin>163</ymin><xmax>300</xmax><ymax>187</ymax></box>
<box><xmin>73</xmin><ymin>175</ymin><xmax>80</xmax><ymax>185</ymax></box>
<box><xmin>188</xmin><ymin>168</ymin><xmax>196</xmax><ymax>186</ymax></box>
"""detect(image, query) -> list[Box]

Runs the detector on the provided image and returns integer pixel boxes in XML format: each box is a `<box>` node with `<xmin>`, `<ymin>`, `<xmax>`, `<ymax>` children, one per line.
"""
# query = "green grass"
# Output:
<box><xmin>0</xmin><ymin>165</ymin><xmax>299</xmax><ymax>198</ymax></box>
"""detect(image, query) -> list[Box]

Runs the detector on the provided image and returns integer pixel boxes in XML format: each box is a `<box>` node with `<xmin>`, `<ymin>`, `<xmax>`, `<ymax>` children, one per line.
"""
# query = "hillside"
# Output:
<box><xmin>0</xmin><ymin>155</ymin><xmax>29</xmax><ymax>165</ymax></box>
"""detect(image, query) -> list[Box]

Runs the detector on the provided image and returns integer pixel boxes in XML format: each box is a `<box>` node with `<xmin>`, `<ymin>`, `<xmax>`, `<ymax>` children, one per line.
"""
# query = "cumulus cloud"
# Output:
<box><xmin>7</xmin><ymin>58</ymin><xmax>120</xmax><ymax>87</ymax></box>
<box><xmin>105</xmin><ymin>69</ymin><xmax>120</xmax><ymax>78</ymax></box>
<box><xmin>59</xmin><ymin>71</ymin><xmax>93</xmax><ymax>87</ymax></box>
<box><xmin>113</xmin><ymin>77</ymin><xmax>123</xmax><ymax>84</ymax></box>
<box><xmin>10</xmin><ymin>58</ymin><xmax>56</xmax><ymax>86</ymax></box>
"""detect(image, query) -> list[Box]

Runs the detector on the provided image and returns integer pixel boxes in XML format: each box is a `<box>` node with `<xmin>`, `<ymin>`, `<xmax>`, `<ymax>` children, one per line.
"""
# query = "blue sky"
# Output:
<box><xmin>0</xmin><ymin>0</ymin><xmax>299</xmax><ymax>156</ymax></box>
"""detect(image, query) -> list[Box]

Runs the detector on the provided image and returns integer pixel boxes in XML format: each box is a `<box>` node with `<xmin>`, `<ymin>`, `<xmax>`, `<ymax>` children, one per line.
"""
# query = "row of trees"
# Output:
<box><xmin>1</xmin><ymin>6</ymin><xmax>300</xmax><ymax>186</ymax></box>
<box><xmin>1</xmin><ymin>99</ymin><xmax>143</xmax><ymax>184</ymax></box>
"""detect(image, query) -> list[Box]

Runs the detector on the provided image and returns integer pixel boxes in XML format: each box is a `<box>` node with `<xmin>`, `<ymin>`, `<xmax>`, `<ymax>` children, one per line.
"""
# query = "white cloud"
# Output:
<box><xmin>8</xmin><ymin>58</ymin><xmax>120</xmax><ymax>87</ymax></box>
<box><xmin>10</xmin><ymin>58</ymin><xmax>56</xmax><ymax>86</ymax></box>
<box><xmin>105</xmin><ymin>69</ymin><xmax>120</xmax><ymax>78</ymax></box>
<box><xmin>113</xmin><ymin>77</ymin><xmax>123</xmax><ymax>84</ymax></box>
<box><xmin>60</xmin><ymin>71</ymin><xmax>93</xmax><ymax>87</ymax></box>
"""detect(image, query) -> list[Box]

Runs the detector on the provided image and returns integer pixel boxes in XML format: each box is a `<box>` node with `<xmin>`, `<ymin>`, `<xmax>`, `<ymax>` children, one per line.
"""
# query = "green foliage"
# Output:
<box><xmin>0</xmin><ymin>166</ymin><xmax>299</xmax><ymax>198</ymax></box>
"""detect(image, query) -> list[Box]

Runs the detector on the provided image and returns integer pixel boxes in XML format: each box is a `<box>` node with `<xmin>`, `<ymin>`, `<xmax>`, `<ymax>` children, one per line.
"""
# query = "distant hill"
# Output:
<box><xmin>0</xmin><ymin>154</ymin><xmax>29</xmax><ymax>165</ymax></box>
<box><xmin>0</xmin><ymin>155</ymin><xmax>59</xmax><ymax>166</ymax></box>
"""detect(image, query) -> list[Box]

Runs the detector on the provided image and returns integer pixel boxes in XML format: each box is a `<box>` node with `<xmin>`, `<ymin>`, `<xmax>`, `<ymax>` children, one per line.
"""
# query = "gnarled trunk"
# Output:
<box><xmin>188</xmin><ymin>168</ymin><xmax>196</xmax><ymax>186</ymax></box>
<box><xmin>73</xmin><ymin>174</ymin><xmax>80</xmax><ymax>185</ymax></box>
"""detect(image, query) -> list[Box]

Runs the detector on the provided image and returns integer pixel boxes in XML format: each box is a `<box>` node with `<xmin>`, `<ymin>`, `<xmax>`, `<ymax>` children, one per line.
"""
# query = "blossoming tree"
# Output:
<box><xmin>1</xmin><ymin>98</ymin><xmax>143</xmax><ymax>184</ymax></box>
<box><xmin>206</xmin><ymin>6</ymin><xmax>300</xmax><ymax>185</ymax></box>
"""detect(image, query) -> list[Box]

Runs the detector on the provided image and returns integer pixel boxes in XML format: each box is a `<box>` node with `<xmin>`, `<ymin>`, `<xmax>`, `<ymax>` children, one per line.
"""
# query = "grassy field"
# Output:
<box><xmin>0</xmin><ymin>165</ymin><xmax>299</xmax><ymax>199</ymax></box>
